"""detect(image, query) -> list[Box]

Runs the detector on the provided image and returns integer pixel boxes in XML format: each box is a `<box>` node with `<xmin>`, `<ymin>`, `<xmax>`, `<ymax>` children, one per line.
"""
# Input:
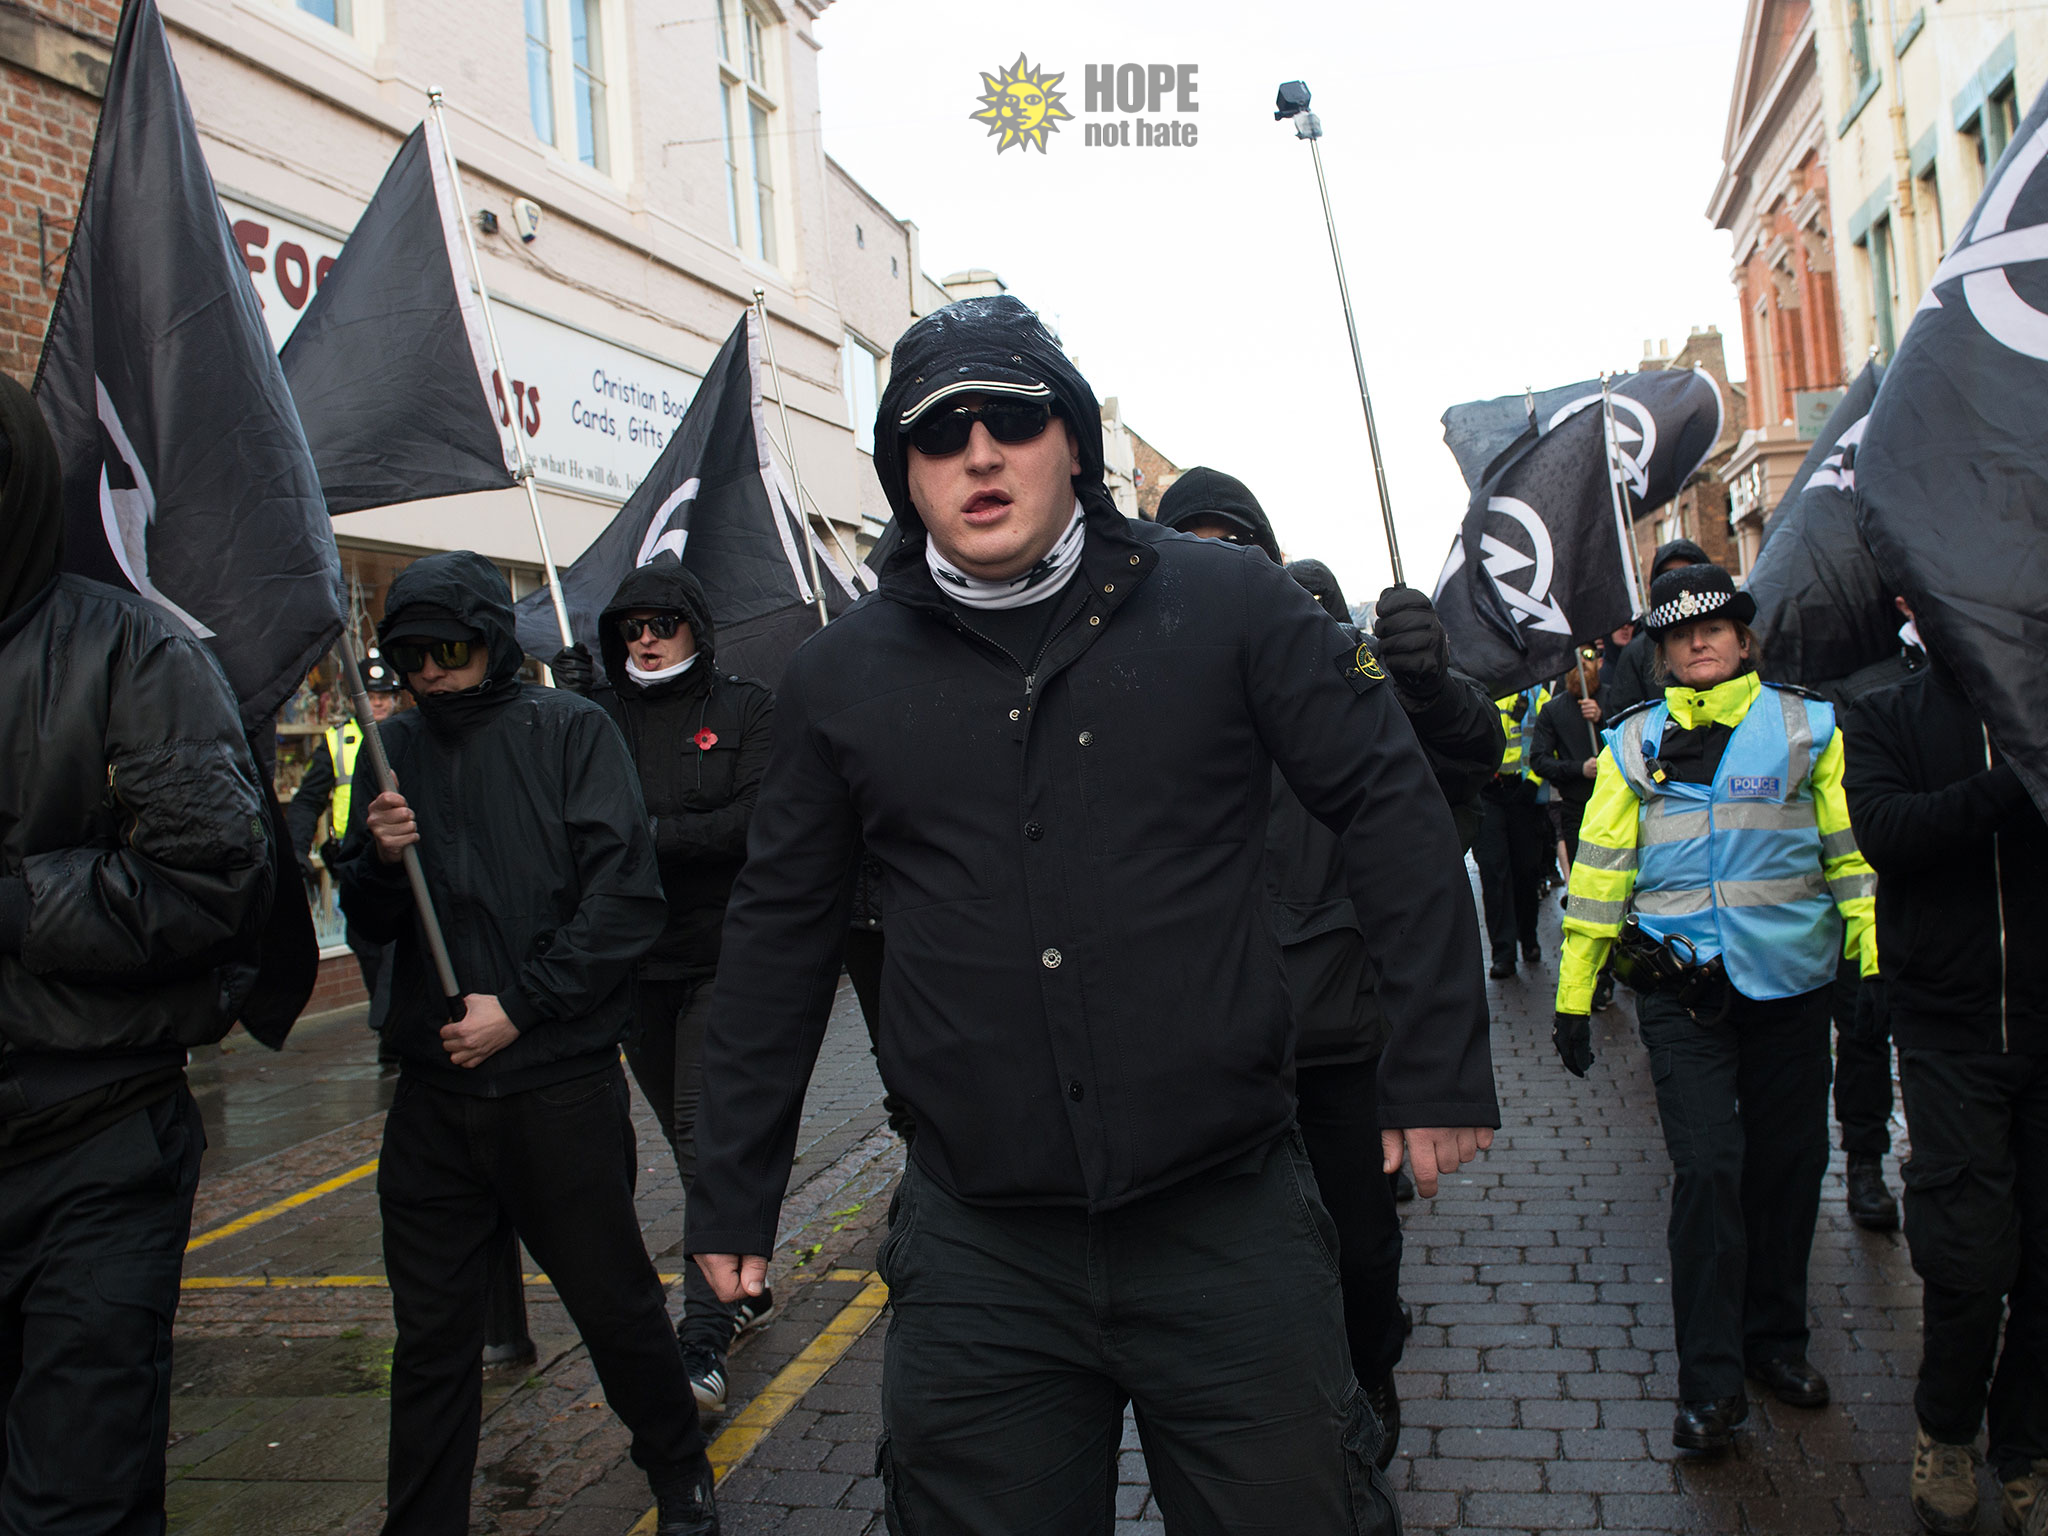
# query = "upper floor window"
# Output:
<box><xmin>296</xmin><ymin>0</ymin><xmax>353</xmax><ymax>27</ymax></box>
<box><xmin>842</xmin><ymin>336</ymin><xmax>881</xmax><ymax>454</ymax></box>
<box><xmin>1845</xmin><ymin>0</ymin><xmax>1873</xmax><ymax>87</ymax></box>
<box><xmin>717</xmin><ymin>2</ymin><xmax>782</xmax><ymax>266</ymax></box>
<box><xmin>525</xmin><ymin>0</ymin><xmax>624</xmax><ymax>178</ymax></box>
<box><xmin>1964</xmin><ymin>82</ymin><xmax>2021</xmax><ymax>183</ymax></box>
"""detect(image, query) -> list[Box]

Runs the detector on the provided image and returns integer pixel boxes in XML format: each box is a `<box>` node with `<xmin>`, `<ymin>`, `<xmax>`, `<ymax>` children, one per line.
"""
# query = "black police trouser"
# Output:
<box><xmin>1636</xmin><ymin>984</ymin><xmax>1831</xmax><ymax>1402</ymax></box>
<box><xmin>378</xmin><ymin>1067</ymin><xmax>705</xmax><ymax>1533</ymax></box>
<box><xmin>1297</xmin><ymin>1057</ymin><xmax>1406</xmax><ymax>1387</ymax></box>
<box><xmin>1898</xmin><ymin>1048</ymin><xmax>2048</xmax><ymax>1481</ymax></box>
<box><xmin>1475</xmin><ymin>782</ymin><xmax>1548</xmax><ymax>959</ymax></box>
<box><xmin>876</xmin><ymin>1135</ymin><xmax>1397</xmax><ymax>1535</ymax></box>
<box><xmin>0</xmin><ymin>1088</ymin><xmax>202</xmax><ymax>1536</ymax></box>
<box><xmin>623</xmin><ymin>977</ymin><xmax>735</xmax><ymax>1352</ymax></box>
<box><xmin>1831</xmin><ymin>960</ymin><xmax>1892</xmax><ymax>1157</ymax></box>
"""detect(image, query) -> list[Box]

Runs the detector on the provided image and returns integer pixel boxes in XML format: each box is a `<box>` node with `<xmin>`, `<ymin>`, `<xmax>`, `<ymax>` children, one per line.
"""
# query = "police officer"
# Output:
<box><xmin>1477</xmin><ymin>682</ymin><xmax>1552</xmax><ymax>977</ymax></box>
<box><xmin>1552</xmin><ymin>562</ymin><xmax>1878</xmax><ymax>1456</ymax></box>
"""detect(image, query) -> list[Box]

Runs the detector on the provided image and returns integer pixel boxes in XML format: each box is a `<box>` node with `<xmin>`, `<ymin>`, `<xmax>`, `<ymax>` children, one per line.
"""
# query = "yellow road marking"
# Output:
<box><xmin>628</xmin><ymin>1273</ymin><xmax>890</xmax><ymax>1533</ymax></box>
<box><xmin>184</xmin><ymin>1158</ymin><xmax>380</xmax><ymax>1252</ymax></box>
<box><xmin>180</xmin><ymin>1273</ymin><xmax>690</xmax><ymax>1289</ymax></box>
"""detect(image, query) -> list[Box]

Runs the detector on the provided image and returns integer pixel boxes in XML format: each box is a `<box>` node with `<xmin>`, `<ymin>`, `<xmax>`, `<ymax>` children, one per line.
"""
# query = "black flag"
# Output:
<box><xmin>1439</xmin><ymin>377</ymin><xmax>1602</xmax><ymax>491</ymax></box>
<box><xmin>280</xmin><ymin>120</ymin><xmax>515</xmax><ymax>514</ymax></box>
<box><xmin>32</xmin><ymin>0</ymin><xmax>340</xmax><ymax>725</ymax></box>
<box><xmin>513</xmin><ymin>312</ymin><xmax>862</xmax><ymax>688</ymax></box>
<box><xmin>1433</xmin><ymin>369</ymin><xmax>1723</xmax><ymax>694</ymax></box>
<box><xmin>1743</xmin><ymin>361</ymin><xmax>1894</xmax><ymax>687</ymax></box>
<box><xmin>1858</xmin><ymin>79</ymin><xmax>2048</xmax><ymax>814</ymax></box>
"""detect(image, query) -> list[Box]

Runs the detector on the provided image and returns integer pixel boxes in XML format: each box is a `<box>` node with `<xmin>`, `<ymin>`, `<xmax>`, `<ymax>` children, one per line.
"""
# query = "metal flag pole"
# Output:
<box><xmin>1275</xmin><ymin>82</ymin><xmax>1403</xmax><ymax>586</ymax></box>
<box><xmin>426</xmin><ymin>88</ymin><xmax>574</xmax><ymax>649</ymax></box>
<box><xmin>1599</xmin><ymin>373</ymin><xmax>1651</xmax><ymax>617</ymax></box>
<box><xmin>336</xmin><ymin>632</ymin><xmax>465</xmax><ymax>1021</ymax></box>
<box><xmin>1575</xmin><ymin>648</ymin><xmax>1600</xmax><ymax>758</ymax></box>
<box><xmin>751</xmin><ymin>287</ymin><xmax>830</xmax><ymax>629</ymax></box>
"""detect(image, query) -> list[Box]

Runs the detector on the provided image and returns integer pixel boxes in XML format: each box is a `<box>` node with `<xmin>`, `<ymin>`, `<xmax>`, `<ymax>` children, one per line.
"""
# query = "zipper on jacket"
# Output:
<box><xmin>1986</xmin><ymin>724</ymin><xmax>2009</xmax><ymax>1050</ymax></box>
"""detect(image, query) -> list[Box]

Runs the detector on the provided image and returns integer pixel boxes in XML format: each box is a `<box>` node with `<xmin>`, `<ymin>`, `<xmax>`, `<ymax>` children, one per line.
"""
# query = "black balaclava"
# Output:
<box><xmin>0</xmin><ymin>373</ymin><xmax>65</xmax><ymax>625</ymax></box>
<box><xmin>1154</xmin><ymin>467</ymin><xmax>1284</xmax><ymax>563</ymax></box>
<box><xmin>378</xmin><ymin>551</ymin><xmax>526</xmax><ymax>738</ymax></box>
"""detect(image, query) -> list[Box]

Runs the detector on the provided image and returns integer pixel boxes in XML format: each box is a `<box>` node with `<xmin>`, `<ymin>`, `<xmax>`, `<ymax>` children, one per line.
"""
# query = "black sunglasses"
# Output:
<box><xmin>617</xmin><ymin>614</ymin><xmax>686</xmax><ymax>642</ymax></box>
<box><xmin>907</xmin><ymin>399</ymin><xmax>1053</xmax><ymax>457</ymax></box>
<box><xmin>385</xmin><ymin>639</ymin><xmax>473</xmax><ymax>674</ymax></box>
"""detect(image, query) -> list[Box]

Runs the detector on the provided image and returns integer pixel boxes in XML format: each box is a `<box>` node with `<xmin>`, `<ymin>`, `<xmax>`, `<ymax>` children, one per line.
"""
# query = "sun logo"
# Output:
<box><xmin>971</xmin><ymin>54</ymin><xmax>1072</xmax><ymax>154</ymax></box>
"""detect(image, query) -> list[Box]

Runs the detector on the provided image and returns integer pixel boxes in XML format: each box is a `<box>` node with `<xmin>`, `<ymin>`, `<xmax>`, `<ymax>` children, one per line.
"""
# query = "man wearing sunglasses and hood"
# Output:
<box><xmin>549</xmin><ymin>554</ymin><xmax>775</xmax><ymax>1412</ymax></box>
<box><xmin>687</xmin><ymin>296</ymin><xmax>1497</xmax><ymax>1531</ymax></box>
<box><xmin>337</xmin><ymin>552</ymin><xmax>716</xmax><ymax>1535</ymax></box>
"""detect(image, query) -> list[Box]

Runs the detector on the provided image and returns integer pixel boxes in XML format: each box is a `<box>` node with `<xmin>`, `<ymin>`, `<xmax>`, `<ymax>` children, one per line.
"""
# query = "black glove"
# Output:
<box><xmin>1372</xmin><ymin>585</ymin><xmax>1449</xmax><ymax>703</ymax></box>
<box><xmin>1552</xmin><ymin>1012</ymin><xmax>1594</xmax><ymax>1078</ymax></box>
<box><xmin>318</xmin><ymin>836</ymin><xmax>344</xmax><ymax>872</ymax></box>
<box><xmin>550</xmin><ymin>642</ymin><xmax>595</xmax><ymax>695</ymax></box>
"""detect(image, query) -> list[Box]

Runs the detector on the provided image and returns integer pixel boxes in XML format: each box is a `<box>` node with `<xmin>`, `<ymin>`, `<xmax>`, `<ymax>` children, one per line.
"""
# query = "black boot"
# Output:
<box><xmin>1846</xmin><ymin>1154</ymin><xmax>1899</xmax><ymax>1231</ymax></box>
<box><xmin>1364</xmin><ymin>1373</ymin><xmax>1401</xmax><ymax>1470</ymax></box>
<box><xmin>1672</xmin><ymin>1394</ymin><xmax>1748</xmax><ymax>1455</ymax></box>
<box><xmin>651</xmin><ymin>1455</ymin><xmax>720</xmax><ymax>1536</ymax></box>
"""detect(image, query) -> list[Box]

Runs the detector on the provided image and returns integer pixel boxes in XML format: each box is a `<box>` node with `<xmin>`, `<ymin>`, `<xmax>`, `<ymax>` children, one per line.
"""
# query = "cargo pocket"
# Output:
<box><xmin>1901</xmin><ymin>1153</ymin><xmax>2019</xmax><ymax>1294</ymax></box>
<box><xmin>876</xmin><ymin>1169</ymin><xmax>919</xmax><ymax>1294</ymax></box>
<box><xmin>1340</xmin><ymin>1384</ymin><xmax>1401</xmax><ymax>1535</ymax></box>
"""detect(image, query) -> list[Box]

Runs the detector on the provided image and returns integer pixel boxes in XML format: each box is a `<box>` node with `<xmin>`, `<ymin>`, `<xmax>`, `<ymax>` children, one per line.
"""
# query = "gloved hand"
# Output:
<box><xmin>1552</xmin><ymin>1012</ymin><xmax>1594</xmax><ymax>1077</ymax></box>
<box><xmin>319</xmin><ymin>836</ymin><xmax>344</xmax><ymax>872</ymax></box>
<box><xmin>550</xmin><ymin>642</ymin><xmax>595</xmax><ymax>695</ymax></box>
<box><xmin>1372</xmin><ymin>585</ymin><xmax>1449</xmax><ymax>703</ymax></box>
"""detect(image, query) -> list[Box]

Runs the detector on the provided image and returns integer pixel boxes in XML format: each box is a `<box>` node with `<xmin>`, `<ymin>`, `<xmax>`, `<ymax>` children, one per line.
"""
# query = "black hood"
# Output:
<box><xmin>378</xmin><ymin>551</ymin><xmax>525</xmax><ymax>731</ymax></box>
<box><xmin>1651</xmin><ymin>537</ymin><xmax>1711</xmax><ymax>576</ymax></box>
<box><xmin>1154</xmin><ymin>467</ymin><xmax>1283</xmax><ymax>563</ymax></box>
<box><xmin>871</xmin><ymin>295</ymin><xmax>1113</xmax><ymax>544</ymax></box>
<box><xmin>596</xmin><ymin>552</ymin><xmax>716</xmax><ymax>690</ymax></box>
<box><xmin>0</xmin><ymin>372</ymin><xmax>64</xmax><ymax>626</ymax></box>
<box><xmin>1285</xmin><ymin>558</ymin><xmax>1350</xmax><ymax>623</ymax></box>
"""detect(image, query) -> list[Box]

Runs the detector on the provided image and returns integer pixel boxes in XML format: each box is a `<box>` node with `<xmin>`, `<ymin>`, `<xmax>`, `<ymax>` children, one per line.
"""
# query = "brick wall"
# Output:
<box><xmin>0</xmin><ymin>1</ymin><xmax>114</xmax><ymax>384</ymax></box>
<box><xmin>301</xmin><ymin>951</ymin><xmax>369</xmax><ymax>1018</ymax></box>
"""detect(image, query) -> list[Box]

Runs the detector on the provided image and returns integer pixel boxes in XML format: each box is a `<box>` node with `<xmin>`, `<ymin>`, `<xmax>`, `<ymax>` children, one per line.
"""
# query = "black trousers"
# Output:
<box><xmin>1475</xmin><ymin>783</ymin><xmax>1548</xmax><ymax>959</ymax></box>
<box><xmin>378</xmin><ymin>1067</ymin><xmax>705</xmax><ymax>1532</ymax></box>
<box><xmin>623</xmin><ymin>977</ymin><xmax>735</xmax><ymax>1352</ymax></box>
<box><xmin>0</xmin><ymin>1088</ymin><xmax>202</xmax><ymax>1536</ymax></box>
<box><xmin>876</xmin><ymin>1134</ymin><xmax>1396</xmax><ymax>1535</ymax></box>
<box><xmin>1636</xmin><ymin>984</ymin><xmax>1832</xmax><ymax>1401</ymax></box>
<box><xmin>1296</xmin><ymin>1057</ymin><xmax>1405</xmax><ymax>1387</ymax></box>
<box><xmin>1898</xmin><ymin>1048</ymin><xmax>2048</xmax><ymax>1480</ymax></box>
<box><xmin>1832</xmin><ymin>961</ymin><xmax>1893</xmax><ymax>1157</ymax></box>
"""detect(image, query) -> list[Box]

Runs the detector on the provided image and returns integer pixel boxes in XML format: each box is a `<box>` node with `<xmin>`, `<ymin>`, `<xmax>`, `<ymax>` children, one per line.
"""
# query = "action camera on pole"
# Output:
<box><xmin>1274</xmin><ymin>80</ymin><xmax>1321</xmax><ymax>138</ymax></box>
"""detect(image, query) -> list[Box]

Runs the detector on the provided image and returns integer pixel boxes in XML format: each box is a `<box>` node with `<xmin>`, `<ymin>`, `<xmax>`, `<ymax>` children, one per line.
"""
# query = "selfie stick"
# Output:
<box><xmin>337</xmin><ymin>632</ymin><xmax>465</xmax><ymax>1022</ymax></box>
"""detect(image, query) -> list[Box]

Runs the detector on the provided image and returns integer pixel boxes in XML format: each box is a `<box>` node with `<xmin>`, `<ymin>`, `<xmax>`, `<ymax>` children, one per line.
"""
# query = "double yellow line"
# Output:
<box><xmin>184</xmin><ymin>1157</ymin><xmax>380</xmax><ymax>1253</ymax></box>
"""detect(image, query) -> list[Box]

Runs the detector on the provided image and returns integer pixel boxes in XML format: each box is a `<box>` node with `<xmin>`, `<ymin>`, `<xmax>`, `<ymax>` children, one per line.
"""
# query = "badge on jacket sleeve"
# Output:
<box><xmin>1337</xmin><ymin>638</ymin><xmax>1387</xmax><ymax>694</ymax></box>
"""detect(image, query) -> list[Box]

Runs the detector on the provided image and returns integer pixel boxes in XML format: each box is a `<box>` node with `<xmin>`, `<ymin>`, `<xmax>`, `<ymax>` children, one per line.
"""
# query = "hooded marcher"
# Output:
<box><xmin>687</xmin><ymin>296</ymin><xmax>1499</xmax><ymax>1531</ymax></box>
<box><xmin>548</xmin><ymin>554</ymin><xmax>776</xmax><ymax>1412</ymax></box>
<box><xmin>1599</xmin><ymin>537</ymin><xmax>1711</xmax><ymax>717</ymax></box>
<box><xmin>1554</xmin><ymin>561</ymin><xmax>1878</xmax><ymax>1457</ymax></box>
<box><xmin>0</xmin><ymin>375</ymin><xmax>275</xmax><ymax>1531</ymax></box>
<box><xmin>1476</xmin><ymin>681</ymin><xmax>1553</xmax><ymax>978</ymax></box>
<box><xmin>1842</xmin><ymin>615</ymin><xmax>2048</xmax><ymax>1536</ymax></box>
<box><xmin>1529</xmin><ymin>650</ymin><xmax>1605</xmax><ymax>872</ymax></box>
<box><xmin>1152</xmin><ymin>464</ymin><xmax>1285</xmax><ymax>560</ymax></box>
<box><xmin>336</xmin><ymin>552</ymin><xmax>715</xmax><ymax>1536</ymax></box>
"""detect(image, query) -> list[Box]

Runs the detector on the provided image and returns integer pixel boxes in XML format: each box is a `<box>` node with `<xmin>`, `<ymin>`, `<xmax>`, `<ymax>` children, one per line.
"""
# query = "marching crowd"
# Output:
<box><xmin>0</xmin><ymin>296</ymin><xmax>2042</xmax><ymax>1536</ymax></box>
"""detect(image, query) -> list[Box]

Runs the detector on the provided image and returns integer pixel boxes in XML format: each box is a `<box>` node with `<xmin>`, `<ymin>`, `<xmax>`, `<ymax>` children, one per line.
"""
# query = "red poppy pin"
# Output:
<box><xmin>693</xmin><ymin>728</ymin><xmax>719</xmax><ymax>750</ymax></box>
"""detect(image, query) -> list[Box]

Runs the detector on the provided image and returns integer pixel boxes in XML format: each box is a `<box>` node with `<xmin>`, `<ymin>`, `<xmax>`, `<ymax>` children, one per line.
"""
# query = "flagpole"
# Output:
<box><xmin>426</xmin><ymin>88</ymin><xmax>574</xmax><ymax>650</ymax></box>
<box><xmin>336</xmin><ymin>632</ymin><xmax>465</xmax><ymax>1022</ymax></box>
<box><xmin>1599</xmin><ymin>373</ymin><xmax>1650</xmax><ymax>617</ymax></box>
<box><xmin>751</xmin><ymin>287</ymin><xmax>829</xmax><ymax>629</ymax></box>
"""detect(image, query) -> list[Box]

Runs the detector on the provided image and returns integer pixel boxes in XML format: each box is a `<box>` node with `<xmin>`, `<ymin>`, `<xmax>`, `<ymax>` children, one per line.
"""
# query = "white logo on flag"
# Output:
<box><xmin>94</xmin><ymin>379</ymin><xmax>214</xmax><ymax>638</ymax></box>
<box><xmin>1479</xmin><ymin>495</ymin><xmax>1571</xmax><ymax>635</ymax></box>
<box><xmin>1805</xmin><ymin>415</ymin><xmax>1869</xmax><ymax>493</ymax></box>
<box><xmin>1549</xmin><ymin>392</ymin><xmax>1658</xmax><ymax>498</ymax></box>
<box><xmin>635</xmin><ymin>476</ymin><xmax>700</xmax><ymax>566</ymax></box>
<box><xmin>1920</xmin><ymin>115</ymin><xmax>2048</xmax><ymax>359</ymax></box>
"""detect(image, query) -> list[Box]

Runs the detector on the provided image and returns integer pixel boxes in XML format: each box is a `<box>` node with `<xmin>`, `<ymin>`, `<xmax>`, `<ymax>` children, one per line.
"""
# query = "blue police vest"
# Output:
<box><xmin>1607</xmin><ymin>682</ymin><xmax>1841</xmax><ymax>1001</ymax></box>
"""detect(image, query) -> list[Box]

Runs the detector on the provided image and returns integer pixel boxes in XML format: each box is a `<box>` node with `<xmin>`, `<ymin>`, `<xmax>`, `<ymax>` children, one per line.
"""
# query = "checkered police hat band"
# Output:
<box><xmin>1648</xmin><ymin>586</ymin><xmax>1733</xmax><ymax>630</ymax></box>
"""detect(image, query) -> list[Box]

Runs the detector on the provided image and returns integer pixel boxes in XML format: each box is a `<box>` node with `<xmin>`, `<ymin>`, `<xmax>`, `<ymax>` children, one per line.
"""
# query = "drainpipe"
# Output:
<box><xmin>1876</xmin><ymin>2</ymin><xmax>1922</xmax><ymax>300</ymax></box>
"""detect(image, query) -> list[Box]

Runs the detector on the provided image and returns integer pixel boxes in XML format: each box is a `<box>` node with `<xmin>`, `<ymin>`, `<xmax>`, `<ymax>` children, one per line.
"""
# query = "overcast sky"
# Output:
<box><xmin>815</xmin><ymin>0</ymin><xmax>1750</xmax><ymax>602</ymax></box>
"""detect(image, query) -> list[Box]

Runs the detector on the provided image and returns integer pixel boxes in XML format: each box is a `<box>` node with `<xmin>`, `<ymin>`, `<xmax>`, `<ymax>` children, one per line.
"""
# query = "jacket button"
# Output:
<box><xmin>1088</xmin><ymin>615</ymin><xmax>1101</xmax><ymax>626</ymax></box>
<box><xmin>1078</xmin><ymin>731</ymin><xmax>1093</xmax><ymax>746</ymax></box>
<box><xmin>1103</xmin><ymin>583</ymin><xmax>1114</xmax><ymax>593</ymax></box>
<box><xmin>1068</xmin><ymin>1080</ymin><xmax>1085</xmax><ymax>1101</ymax></box>
<box><xmin>1025</xmin><ymin>821</ymin><xmax>1043</xmax><ymax>840</ymax></box>
<box><xmin>1041</xmin><ymin>947</ymin><xmax>1062</xmax><ymax>968</ymax></box>
<box><xmin>1129</xmin><ymin>555</ymin><xmax>1140</xmax><ymax>566</ymax></box>
<box><xmin>1009</xmin><ymin>708</ymin><xmax>1021</xmax><ymax>721</ymax></box>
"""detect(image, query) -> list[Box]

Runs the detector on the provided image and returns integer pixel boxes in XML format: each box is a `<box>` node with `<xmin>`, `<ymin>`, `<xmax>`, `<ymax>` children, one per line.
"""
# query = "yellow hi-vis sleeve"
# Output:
<box><xmin>1811</xmin><ymin>730</ymin><xmax>1879</xmax><ymax>977</ymax></box>
<box><xmin>1556</xmin><ymin>745</ymin><xmax>1641</xmax><ymax>1014</ymax></box>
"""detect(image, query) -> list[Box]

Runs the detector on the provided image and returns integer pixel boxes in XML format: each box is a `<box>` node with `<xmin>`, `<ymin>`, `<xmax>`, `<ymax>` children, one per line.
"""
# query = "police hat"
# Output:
<box><xmin>1642</xmin><ymin>562</ymin><xmax>1755</xmax><ymax>637</ymax></box>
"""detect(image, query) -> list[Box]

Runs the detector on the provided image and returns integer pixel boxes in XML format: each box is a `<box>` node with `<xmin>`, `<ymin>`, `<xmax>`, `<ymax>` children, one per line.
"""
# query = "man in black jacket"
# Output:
<box><xmin>1600</xmin><ymin>538</ymin><xmax>1709</xmax><ymax>717</ymax></box>
<box><xmin>0</xmin><ymin>376</ymin><xmax>275</xmax><ymax>1531</ymax></box>
<box><xmin>1845</xmin><ymin>638</ymin><xmax>2048</xmax><ymax>1536</ymax></box>
<box><xmin>339</xmin><ymin>552</ymin><xmax>715</xmax><ymax>1536</ymax></box>
<box><xmin>551</xmin><ymin>554</ymin><xmax>775</xmax><ymax>1411</ymax></box>
<box><xmin>688</xmin><ymin>297</ymin><xmax>1498</xmax><ymax>1531</ymax></box>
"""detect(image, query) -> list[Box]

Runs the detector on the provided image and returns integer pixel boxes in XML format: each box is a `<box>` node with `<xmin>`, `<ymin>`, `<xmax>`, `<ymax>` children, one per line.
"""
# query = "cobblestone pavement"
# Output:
<box><xmin>169</xmin><ymin>876</ymin><xmax>1963</xmax><ymax>1535</ymax></box>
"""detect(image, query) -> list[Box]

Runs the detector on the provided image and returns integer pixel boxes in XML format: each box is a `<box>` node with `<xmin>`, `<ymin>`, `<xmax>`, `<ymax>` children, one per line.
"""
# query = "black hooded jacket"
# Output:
<box><xmin>587</xmin><ymin>554</ymin><xmax>773</xmax><ymax>977</ymax></box>
<box><xmin>1155</xmin><ymin>466</ymin><xmax>1286</xmax><ymax>561</ymax></box>
<box><xmin>337</xmin><ymin>551</ymin><xmax>666</xmax><ymax>1094</ymax></box>
<box><xmin>688</xmin><ymin>296</ymin><xmax>1497</xmax><ymax>1259</ymax></box>
<box><xmin>1</xmin><ymin>375</ymin><xmax>273</xmax><ymax>1155</ymax></box>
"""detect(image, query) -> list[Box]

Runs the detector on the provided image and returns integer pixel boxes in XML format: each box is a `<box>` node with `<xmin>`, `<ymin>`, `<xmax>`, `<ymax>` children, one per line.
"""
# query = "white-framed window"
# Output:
<box><xmin>296</xmin><ymin>0</ymin><xmax>352</xmax><ymax>28</ymax></box>
<box><xmin>524</xmin><ymin>0</ymin><xmax>627</xmax><ymax>179</ymax></box>
<box><xmin>841</xmin><ymin>335</ymin><xmax>881</xmax><ymax>454</ymax></box>
<box><xmin>716</xmin><ymin>0</ymin><xmax>783</xmax><ymax>265</ymax></box>
<box><xmin>279</xmin><ymin>0</ymin><xmax>381</xmax><ymax>49</ymax></box>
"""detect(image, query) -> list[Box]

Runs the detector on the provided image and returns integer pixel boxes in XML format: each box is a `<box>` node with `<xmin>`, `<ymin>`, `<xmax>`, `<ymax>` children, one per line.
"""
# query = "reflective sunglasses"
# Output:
<box><xmin>617</xmin><ymin>614</ymin><xmax>686</xmax><ymax>642</ymax></box>
<box><xmin>907</xmin><ymin>399</ymin><xmax>1053</xmax><ymax>457</ymax></box>
<box><xmin>385</xmin><ymin>638</ymin><xmax>473</xmax><ymax>674</ymax></box>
